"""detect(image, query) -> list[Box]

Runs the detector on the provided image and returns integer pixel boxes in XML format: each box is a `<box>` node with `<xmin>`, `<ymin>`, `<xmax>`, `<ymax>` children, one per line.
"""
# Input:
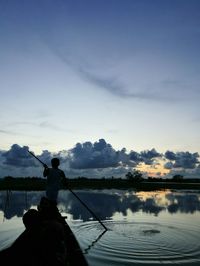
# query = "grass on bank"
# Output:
<box><xmin>0</xmin><ymin>176</ymin><xmax>200</xmax><ymax>191</ymax></box>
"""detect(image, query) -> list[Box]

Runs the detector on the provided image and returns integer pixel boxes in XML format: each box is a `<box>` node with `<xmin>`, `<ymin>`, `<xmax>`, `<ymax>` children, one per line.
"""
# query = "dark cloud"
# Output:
<box><xmin>117</xmin><ymin>148</ymin><xmax>131</xmax><ymax>166</ymax></box>
<box><xmin>37</xmin><ymin>149</ymin><xmax>67</xmax><ymax>167</ymax></box>
<box><xmin>0</xmin><ymin>141</ymin><xmax>200</xmax><ymax>178</ymax></box>
<box><xmin>1</xmin><ymin>144</ymin><xmax>66</xmax><ymax>169</ymax></box>
<box><xmin>173</xmin><ymin>152</ymin><xmax>199</xmax><ymax>169</ymax></box>
<box><xmin>38</xmin><ymin>150</ymin><xmax>53</xmax><ymax>166</ymax></box>
<box><xmin>2</xmin><ymin>144</ymin><xmax>37</xmax><ymax>168</ymax></box>
<box><xmin>129</xmin><ymin>148</ymin><xmax>161</xmax><ymax>165</ymax></box>
<box><xmin>164</xmin><ymin>151</ymin><xmax>199</xmax><ymax>169</ymax></box>
<box><xmin>68</xmin><ymin>140</ymin><xmax>162</xmax><ymax>170</ymax></box>
<box><xmin>69</xmin><ymin>139</ymin><xmax>119</xmax><ymax>169</ymax></box>
<box><xmin>165</xmin><ymin>151</ymin><xmax>176</xmax><ymax>160</ymax></box>
<box><xmin>129</xmin><ymin>151</ymin><xmax>141</xmax><ymax>163</ymax></box>
<box><xmin>140</xmin><ymin>148</ymin><xmax>161</xmax><ymax>165</ymax></box>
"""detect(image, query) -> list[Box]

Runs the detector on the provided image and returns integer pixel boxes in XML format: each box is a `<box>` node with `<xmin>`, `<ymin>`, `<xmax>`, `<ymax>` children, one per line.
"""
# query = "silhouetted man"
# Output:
<box><xmin>43</xmin><ymin>158</ymin><xmax>67</xmax><ymax>204</ymax></box>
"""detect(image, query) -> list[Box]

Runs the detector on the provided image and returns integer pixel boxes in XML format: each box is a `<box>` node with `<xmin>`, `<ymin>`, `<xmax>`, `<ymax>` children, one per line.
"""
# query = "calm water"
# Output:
<box><xmin>0</xmin><ymin>189</ymin><xmax>200</xmax><ymax>265</ymax></box>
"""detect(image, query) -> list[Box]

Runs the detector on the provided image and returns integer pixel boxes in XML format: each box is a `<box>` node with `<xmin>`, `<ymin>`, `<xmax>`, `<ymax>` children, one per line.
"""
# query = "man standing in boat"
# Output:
<box><xmin>43</xmin><ymin>158</ymin><xmax>67</xmax><ymax>204</ymax></box>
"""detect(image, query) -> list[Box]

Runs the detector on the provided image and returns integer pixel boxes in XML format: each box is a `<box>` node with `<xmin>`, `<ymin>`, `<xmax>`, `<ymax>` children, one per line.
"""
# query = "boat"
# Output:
<box><xmin>0</xmin><ymin>197</ymin><xmax>88</xmax><ymax>266</ymax></box>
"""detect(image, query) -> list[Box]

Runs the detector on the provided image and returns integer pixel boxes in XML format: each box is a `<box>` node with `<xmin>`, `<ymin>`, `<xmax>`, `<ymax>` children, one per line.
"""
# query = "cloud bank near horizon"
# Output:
<box><xmin>0</xmin><ymin>139</ymin><xmax>200</xmax><ymax>179</ymax></box>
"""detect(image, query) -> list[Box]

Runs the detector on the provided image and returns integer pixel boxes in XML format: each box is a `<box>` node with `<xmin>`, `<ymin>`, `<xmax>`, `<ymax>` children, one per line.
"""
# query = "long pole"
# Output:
<box><xmin>68</xmin><ymin>188</ymin><xmax>107</xmax><ymax>231</ymax></box>
<box><xmin>28</xmin><ymin>150</ymin><xmax>107</xmax><ymax>231</ymax></box>
<box><xmin>28</xmin><ymin>151</ymin><xmax>47</xmax><ymax>167</ymax></box>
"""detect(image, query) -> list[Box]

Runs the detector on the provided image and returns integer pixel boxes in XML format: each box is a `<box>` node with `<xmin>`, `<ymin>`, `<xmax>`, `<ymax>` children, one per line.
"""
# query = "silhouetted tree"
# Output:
<box><xmin>125</xmin><ymin>170</ymin><xmax>143</xmax><ymax>182</ymax></box>
<box><xmin>172</xmin><ymin>174</ymin><xmax>184</xmax><ymax>182</ymax></box>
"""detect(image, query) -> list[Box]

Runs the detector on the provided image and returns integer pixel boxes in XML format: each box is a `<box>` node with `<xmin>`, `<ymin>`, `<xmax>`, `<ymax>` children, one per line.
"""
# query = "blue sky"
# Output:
<box><xmin>0</xmin><ymin>0</ymin><xmax>200</xmax><ymax>178</ymax></box>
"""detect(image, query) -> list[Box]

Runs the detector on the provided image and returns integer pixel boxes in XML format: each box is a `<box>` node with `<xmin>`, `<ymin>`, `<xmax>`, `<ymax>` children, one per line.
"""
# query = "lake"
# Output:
<box><xmin>0</xmin><ymin>189</ymin><xmax>200</xmax><ymax>265</ymax></box>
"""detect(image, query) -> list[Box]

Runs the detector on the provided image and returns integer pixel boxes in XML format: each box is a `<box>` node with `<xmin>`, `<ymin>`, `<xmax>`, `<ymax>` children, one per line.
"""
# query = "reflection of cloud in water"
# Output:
<box><xmin>166</xmin><ymin>193</ymin><xmax>200</xmax><ymax>214</ymax></box>
<box><xmin>0</xmin><ymin>190</ymin><xmax>200</xmax><ymax>221</ymax></box>
<box><xmin>0</xmin><ymin>191</ymin><xmax>45</xmax><ymax>220</ymax></box>
<box><xmin>63</xmin><ymin>191</ymin><xmax>121</xmax><ymax>221</ymax></box>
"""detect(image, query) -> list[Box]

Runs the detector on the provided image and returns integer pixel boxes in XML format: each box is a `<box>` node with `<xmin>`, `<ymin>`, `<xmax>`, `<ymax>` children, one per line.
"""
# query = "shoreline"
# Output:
<box><xmin>0</xmin><ymin>179</ymin><xmax>200</xmax><ymax>191</ymax></box>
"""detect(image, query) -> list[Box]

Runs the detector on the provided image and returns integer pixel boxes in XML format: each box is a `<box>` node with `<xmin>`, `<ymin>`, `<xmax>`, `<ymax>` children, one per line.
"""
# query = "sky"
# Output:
<box><xmin>0</xmin><ymin>0</ymin><xmax>200</xmax><ymax>178</ymax></box>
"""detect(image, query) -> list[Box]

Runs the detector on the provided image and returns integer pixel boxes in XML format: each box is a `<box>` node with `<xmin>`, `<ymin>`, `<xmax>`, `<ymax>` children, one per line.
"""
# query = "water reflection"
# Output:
<box><xmin>166</xmin><ymin>193</ymin><xmax>200</xmax><ymax>214</ymax></box>
<box><xmin>0</xmin><ymin>189</ymin><xmax>200</xmax><ymax>221</ymax></box>
<box><xmin>1</xmin><ymin>189</ymin><xmax>200</xmax><ymax>265</ymax></box>
<box><xmin>0</xmin><ymin>191</ymin><xmax>45</xmax><ymax>220</ymax></box>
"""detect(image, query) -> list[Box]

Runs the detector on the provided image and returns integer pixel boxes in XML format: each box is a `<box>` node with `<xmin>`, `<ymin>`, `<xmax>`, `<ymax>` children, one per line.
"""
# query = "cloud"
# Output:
<box><xmin>164</xmin><ymin>151</ymin><xmax>199</xmax><ymax>169</ymax></box>
<box><xmin>38</xmin><ymin>150</ymin><xmax>53</xmax><ymax>166</ymax></box>
<box><xmin>79</xmin><ymin>68</ymin><xmax>174</xmax><ymax>102</ymax></box>
<box><xmin>0</xmin><ymin>145</ymin><xmax>63</xmax><ymax>177</ymax></box>
<box><xmin>30</xmin><ymin>149</ymin><xmax>66</xmax><ymax>168</ymax></box>
<box><xmin>129</xmin><ymin>150</ymin><xmax>141</xmax><ymax>164</ymax></box>
<box><xmin>69</xmin><ymin>139</ymin><xmax>120</xmax><ymax>169</ymax></box>
<box><xmin>173</xmin><ymin>152</ymin><xmax>199</xmax><ymax>169</ymax></box>
<box><xmin>164</xmin><ymin>161</ymin><xmax>174</xmax><ymax>170</ymax></box>
<box><xmin>68</xmin><ymin>140</ymin><xmax>162</xmax><ymax>170</ymax></box>
<box><xmin>140</xmin><ymin>148</ymin><xmax>161</xmax><ymax>165</ymax></box>
<box><xmin>2</xmin><ymin>144</ymin><xmax>37</xmax><ymax>168</ymax></box>
<box><xmin>165</xmin><ymin>151</ymin><xmax>176</xmax><ymax>160</ymax></box>
<box><xmin>129</xmin><ymin>148</ymin><xmax>161</xmax><ymax>165</ymax></box>
<box><xmin>0</xmin><ymin>141</ymin><xmax>200</xmax><ymax>178</ymax></box>
<box><xmin>41</xmin><ymin>38</ymin><xmax>174</xmax><ymax>102</ymax></box>
<box><xmin>79</xmin><ymin>69</ymin><xmax>130</xmax><ymax>98</ymax></box>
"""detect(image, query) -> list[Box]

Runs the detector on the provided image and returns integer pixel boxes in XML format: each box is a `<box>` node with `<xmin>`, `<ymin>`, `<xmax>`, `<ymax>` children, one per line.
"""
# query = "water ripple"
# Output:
<box><xmin>71</xmin><ymin>219</ymin><xmax>200</xmax><ymax>265</ymax></box>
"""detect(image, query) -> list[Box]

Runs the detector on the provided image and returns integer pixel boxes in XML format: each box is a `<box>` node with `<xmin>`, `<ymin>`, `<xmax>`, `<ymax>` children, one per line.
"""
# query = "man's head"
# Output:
<box><xmin>23</xmin><ymin>209</ymin><xmax>40</xmax><ymax>229</ymax></box>
<box><xmin>51</xmin><ymin>158</ymin><xmax>60</xmax><ymax>168</ymax></box>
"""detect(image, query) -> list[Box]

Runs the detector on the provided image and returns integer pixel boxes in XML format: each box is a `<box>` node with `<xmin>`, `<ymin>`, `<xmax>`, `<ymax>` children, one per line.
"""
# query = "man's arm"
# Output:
<box><xmin>61</xmin><ymin>170</ymin><xmax>68</xmax><ymax>188</ymax></box>
<box><xmin>43</xmin><ymin>166</ymin><xmax>49</xmax><ymax>177</ymax></box>
<box><xmin>61</xmin><ymin>170</ymin><xmax>66</xmax><ymax>178</ymax></box>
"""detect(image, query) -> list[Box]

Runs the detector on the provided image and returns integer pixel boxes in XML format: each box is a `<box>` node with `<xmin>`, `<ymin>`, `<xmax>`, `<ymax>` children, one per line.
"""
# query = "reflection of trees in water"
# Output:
<box><xmin>0</xmin><ymin>191</ymin><xmax>44</xmax><ymax>219</ymax></box>
<box><xmin>0</xmin><ymin>190</ymin><xmax>200</xmax><ymax>220</ymax></box>
<box><xmin>166</xmin><ymin>193</ymin><xmax>200</xmax><ymax>214</ymax></box>
<box><xmin>66</xmin><ymin>192</ymin><xmax>121</xmax><ymax>221</ymax></box>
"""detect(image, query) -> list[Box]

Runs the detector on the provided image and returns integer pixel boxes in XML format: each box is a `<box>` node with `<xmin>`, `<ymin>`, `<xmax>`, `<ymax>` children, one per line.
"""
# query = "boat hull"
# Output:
<box><xmin>0</xmin><ymin>197</ymin><xmax>88</xmax><ymax>266</ymax></box>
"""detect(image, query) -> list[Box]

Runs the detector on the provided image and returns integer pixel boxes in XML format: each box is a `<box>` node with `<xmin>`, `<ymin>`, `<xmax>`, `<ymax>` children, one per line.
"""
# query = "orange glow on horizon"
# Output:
<box><xmin>137</xmin><ymin>162</ymin><xmax>170</xmax><ymax>177</ymax></box>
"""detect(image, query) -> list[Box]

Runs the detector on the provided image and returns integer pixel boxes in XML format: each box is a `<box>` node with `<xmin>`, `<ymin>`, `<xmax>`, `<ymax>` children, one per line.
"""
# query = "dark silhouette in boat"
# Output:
<box><xmin>31</xmin><ymin>152</ymin><xmax>107</xmax><ymax>231</ymax></box>
<box><xmin>0</xmin><ymin>197</ymin><xmax>88</xmax><ymax>266</ymax></box>
<box><xmin>43</xmin><ymin>157</ymin><xmax>68</xmax><ymax>204</ymax></box>
<box><xmin>0</xmin><ymin>154</ymin><xmax>108</xmax><ymax>265</ymax></box>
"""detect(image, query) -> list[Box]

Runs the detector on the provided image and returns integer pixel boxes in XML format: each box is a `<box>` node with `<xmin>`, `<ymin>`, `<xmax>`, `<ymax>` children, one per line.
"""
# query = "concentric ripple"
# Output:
<box><xmin>70</xmin><ymin>219</ymin><xmax>200</xmax><ymax>266</ymax></box>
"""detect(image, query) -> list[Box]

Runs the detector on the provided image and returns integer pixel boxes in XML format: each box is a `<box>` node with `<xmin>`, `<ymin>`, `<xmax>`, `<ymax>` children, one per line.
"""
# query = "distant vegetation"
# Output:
<box><xmin>0</xmin><ymin>171</ymin><xmax>200</xmax><ymax>191</ymax></box>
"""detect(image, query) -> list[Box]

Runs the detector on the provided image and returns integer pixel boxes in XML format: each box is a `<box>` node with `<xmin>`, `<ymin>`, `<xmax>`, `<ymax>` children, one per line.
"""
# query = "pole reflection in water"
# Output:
<box><xmin>84</xmin><ymin>229</ymin><xmax>107</xmax><ymax>254</ymax></box>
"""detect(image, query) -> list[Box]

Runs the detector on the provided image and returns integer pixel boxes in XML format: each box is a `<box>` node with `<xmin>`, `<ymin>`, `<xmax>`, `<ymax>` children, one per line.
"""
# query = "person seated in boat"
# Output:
<box><xmin>43</xmin><ymin>158</ymin><xmax>68</xmax><ymax>204</ymax></box>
